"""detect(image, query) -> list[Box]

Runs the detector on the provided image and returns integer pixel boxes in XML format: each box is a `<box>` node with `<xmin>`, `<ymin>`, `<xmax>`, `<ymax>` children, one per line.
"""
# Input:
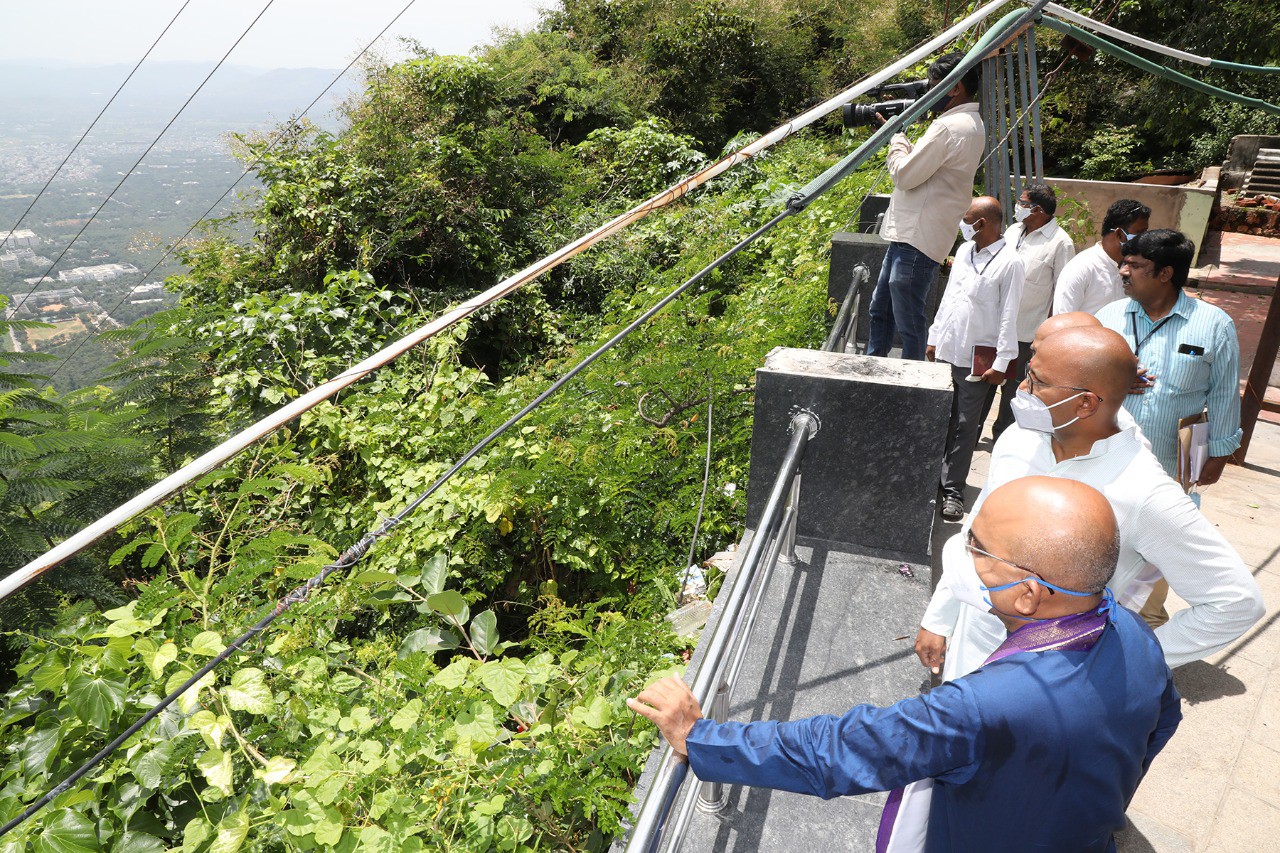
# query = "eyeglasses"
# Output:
<box><xmin>1025</xmin><ymin>367</ymin><xmax>1104</xmax><ymax>403</ymax></box>
<box><xmin>1015</xmin><ymin>200</ymin><xmax>1037</xmax><ymax>209</ymax></box>
<box><xmin>965</xmin><ymin>530</ymin><xmax>1054</xmax><ymax>593</ymax></box>
<box><xmin>966</xmin><ymin>529</ymin><xmax>1100</xmax><ymax>598</ymax></box>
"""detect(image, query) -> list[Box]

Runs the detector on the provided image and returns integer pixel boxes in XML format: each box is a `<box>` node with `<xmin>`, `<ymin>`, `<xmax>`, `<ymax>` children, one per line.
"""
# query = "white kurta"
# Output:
<box><xmin>921</xmin><ymin>412</ymin><xmax>1263</xmax><ymax>677</ymax></box>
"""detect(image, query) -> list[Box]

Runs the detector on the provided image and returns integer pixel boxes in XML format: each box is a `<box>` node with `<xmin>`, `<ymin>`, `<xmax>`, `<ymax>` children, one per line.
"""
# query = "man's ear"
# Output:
<box><xmin>1013</xmin><ymin>581</ymin><xmax>1043</xmax><ymax>617</ymax></box>
<box><xmin>1074</xmin><ymin>392</ymin><xmax>1103</xmax><ymax>420</ymax></box>
<box><xmin>1157</xmin><ymin>265</ymin><xmax>1175</xmax><ymax>285</ymax></box>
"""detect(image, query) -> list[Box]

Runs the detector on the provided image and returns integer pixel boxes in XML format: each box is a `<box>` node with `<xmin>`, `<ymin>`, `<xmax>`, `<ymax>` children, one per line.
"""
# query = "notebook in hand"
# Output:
<box><xmin>969</xmin><ymin>345</ymin><xmax>997</xmax><ymax>381</ymax></box>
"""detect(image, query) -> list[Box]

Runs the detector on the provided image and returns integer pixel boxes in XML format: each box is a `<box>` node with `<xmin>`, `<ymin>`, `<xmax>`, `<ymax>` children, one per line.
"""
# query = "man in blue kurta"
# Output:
<box><xmin>629</xmin><ymin>477</ymin><xmax>1181</xmax><ymax>852</ymax></box>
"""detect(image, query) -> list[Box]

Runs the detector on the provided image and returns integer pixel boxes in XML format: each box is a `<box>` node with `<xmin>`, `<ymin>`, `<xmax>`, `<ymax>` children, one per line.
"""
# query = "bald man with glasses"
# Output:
<box><xmin>914</xmin><ymin>323</ymin><xmax>1262</xmax><ymax>680</ymax></box>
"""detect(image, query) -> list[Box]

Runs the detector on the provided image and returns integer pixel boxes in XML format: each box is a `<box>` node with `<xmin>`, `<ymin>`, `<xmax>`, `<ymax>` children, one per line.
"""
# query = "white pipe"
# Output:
<box><xmin>0</xmin><ymin>0</ymin><xmax>1014</xmax><ymax>601</ymax></box>
<box><xmin>1039</xmin><ymin>2</ymin><xmax>1211</xmax><ymax>66</ymax></box>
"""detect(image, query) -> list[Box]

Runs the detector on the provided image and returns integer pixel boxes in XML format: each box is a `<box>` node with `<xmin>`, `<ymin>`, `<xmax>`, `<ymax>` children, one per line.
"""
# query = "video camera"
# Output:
<box><xmin>842</xmin><ymin>79</ymin><xmax>931</xmax><ymax>129</ymax></box>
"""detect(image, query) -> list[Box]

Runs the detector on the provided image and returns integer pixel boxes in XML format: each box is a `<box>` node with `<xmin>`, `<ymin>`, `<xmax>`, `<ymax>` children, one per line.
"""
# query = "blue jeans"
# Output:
<box><xmin>866</xmin><ymin>241</ymin><xmax>940</xmax><ymax>361</ymax></box>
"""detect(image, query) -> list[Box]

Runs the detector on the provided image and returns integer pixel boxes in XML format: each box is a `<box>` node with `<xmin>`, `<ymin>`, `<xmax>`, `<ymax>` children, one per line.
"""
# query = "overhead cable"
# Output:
<box><xmin>1039</xmin><ymin>2</ymin><xmax>1280</xmax><ymax>73</ymax></box>
<box><xmin>0</xmin><ymin>0</ymin><xmax>1018</xmax><ymax>602</ymax></box>
<box><xmin>5</xmin><ymin>0</ymin><xmax>277</xmax><ymax>323</ymax></box>
<box><xmin>2</xmin><ymin>0</ymin><xmax>196</xmax><ymax>246</ymax></box>
<box><xmin>1040</xmin><ymin>17</ymin><xmax>1280</xmax><ymax>116</ymax></box>
<box><xmin>40</xmin><ymin>0</ymin><xmax>422</xmax><ymax>391</ymax></box>
<box><xmin>791</xmin><ymin>1</ymin><xmax>1052</xmax><ymax>211</ymax></box>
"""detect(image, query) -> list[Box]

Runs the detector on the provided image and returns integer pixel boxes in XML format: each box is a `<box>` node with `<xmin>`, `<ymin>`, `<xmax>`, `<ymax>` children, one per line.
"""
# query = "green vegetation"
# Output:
<box><xmin>2</xmin><ymin>1</ymin><xmax>1278</xmax><ymax>850</ymax></box>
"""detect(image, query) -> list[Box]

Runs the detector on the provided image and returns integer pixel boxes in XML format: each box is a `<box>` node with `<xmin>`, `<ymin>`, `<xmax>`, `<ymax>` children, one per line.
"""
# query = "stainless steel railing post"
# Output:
<box><xmin>777</xmin><ymin>472</ymin><xmax>801</xmax><ymax>566</ymax></box>
<box><xmin>696</xmin><ymin>683</ymin><xmax>733</xmax><ymax>813</ymax></box>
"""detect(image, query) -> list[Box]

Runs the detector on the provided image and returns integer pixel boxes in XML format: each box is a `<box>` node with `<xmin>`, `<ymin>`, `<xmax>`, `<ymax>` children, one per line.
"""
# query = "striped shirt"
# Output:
<box><xmin>1096</xmin><ymin>289</ymin><xmax>1242</xmax><ymax>476</ymax></box>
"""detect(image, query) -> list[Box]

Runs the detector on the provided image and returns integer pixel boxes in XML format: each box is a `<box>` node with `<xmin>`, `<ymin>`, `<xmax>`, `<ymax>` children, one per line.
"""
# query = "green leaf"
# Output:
<box><xmin>34</xmin><ymin>809</ymin><xmax>97</xmax><ymax>853</ymax></box>
<box><xmin>422</xmin><ymin>552</ymin><xmax>449</xmax><ymax>595</ymax></box>
<box><xmin>23</xmin><ymin>726</ymin><xmax>62</xmax><ymax>778</ymax></box>
<box><xmin>189</xmin><ymin>631</ymin><xmax>226</xmax><ymax>657</ymax></box>
<box><xmin>453</xmin><ymin>700</ymin><xmax>499</xmax><ymax>749</ymax></box>
<box><xmin>130</xmin><ymin>742</ymin><xmax>173</xmax><ymax>790</ymax></box>
<box><xmin>147</xmin><ymin>642</ymin><xmax>178</xmax><ymax>680</ymax></box>
<box><xmin>571</xmin><ymin>695</ymin><xmax>613</xmax><ymax>730</ymax></box>
<box><xmin>181</xmin><ymin>816</ymin><xmax>212</xmax><ymax>853</ymax></box>
<box><xmin>66</xmin><ymin>672</ymin><xmax>125</xmax><ymax>730</ymax></box>
<box><xmin>389</xmin><ymin>698</ymin><xmax>422</xmax><ymax>732</ymax></box>
<box><xmin>31</xmin><ymin>658</ymin><xmax>67</xmax><ymax>692</ymax></box>
<box><xmin>223</xmin><ymin>668</ymin><xmax>273</xmax><ymax>714</ymax></box>
<box><xmin>428</xmin><ymin>590</ymin><xmax>469</xmax><ymax>624</ymax></box>
<box><xmin>398</xmin><ymin>627</ymin><xmax>458</xmax><ymax>658</ymax></box>
<box><xmin>188</xmin><ymin>710</ymin><xmax>230</xmax><ymax>750</ymax></box>
<box><xmin>208</xmin><ymin>810</ymin><xmax>249</xmax><ymax>853</ymax></box>
<box><xmin>167</xmin><ymin>668</ymin><xmax>216</xmax><ymax>714</ymax></box>
<box><xmin>470</xmin><ymin>610</ymin><xmax>499</xmax><ymax>657</ymax></box>
<box><xmin>254</xmin><ymin>756</ymin><xmax>297</xmax><ymax>785</ymax></box>
<box><xmin>314</xmin><ymin>808</ymin><xmax>344</xmax><ymax>846</ymax></box>
<box><xmin>352</xmin><ymin>570</ymin><xmax>398</xmax><ymax>585</ymax></box>
<box><xmin>476</xmin><ymin>658</ymin><xmax>526</xmax><ymax>708</ymax></box>
<box><xmin>196</xmin><ymin>748</ymin><xmax>234</xmax><ymax>798</ymax></box>
<box><xmin>112</xmin><ymin>831</ymin><xmax>165</xmax><ymax>853</ymax></box>
<box><xmin>433</xmin><ymin>658</ymin><xmax>473</xmax><ymax>690</ymax></box>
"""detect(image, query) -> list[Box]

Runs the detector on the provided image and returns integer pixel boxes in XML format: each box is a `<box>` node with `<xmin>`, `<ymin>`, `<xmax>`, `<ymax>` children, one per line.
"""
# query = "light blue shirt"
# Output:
<box><xmin>1096</xmin><ymin>290</ymin><xmax>1242</xmax><ymax>475</ymax></box>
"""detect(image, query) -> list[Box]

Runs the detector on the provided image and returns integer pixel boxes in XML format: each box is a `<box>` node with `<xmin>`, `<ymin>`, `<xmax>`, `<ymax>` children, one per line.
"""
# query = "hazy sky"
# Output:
<box><xmin>5</xmin><ymin>0</ymin><xmax>549</xmax><ymax>69</ymax></box>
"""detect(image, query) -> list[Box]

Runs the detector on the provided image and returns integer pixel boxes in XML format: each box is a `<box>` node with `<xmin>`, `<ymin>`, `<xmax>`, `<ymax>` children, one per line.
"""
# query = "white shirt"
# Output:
<box><xmin>1052</xmin><ymin>242</ymin><xmax>1121</xmax><ymax>316</ymax></box>
<box><xmin>920</xmin><ymin>414</ymin><xmax>1264</xmax><ymax>675</ymax></box>
<box><xmin>880</xmin><ymin>102</ymin><xmax>986</xmax><ymax>264</ymax></box>
<box><xmin>927</xmin><ymin>237</ymin><xmax>1025</xmax><ymax>372</ymax></box>
<box><xmin>1005</xmin><ymin>219</ymin><xmax>1076</xmax><ymax>342</ymax></box>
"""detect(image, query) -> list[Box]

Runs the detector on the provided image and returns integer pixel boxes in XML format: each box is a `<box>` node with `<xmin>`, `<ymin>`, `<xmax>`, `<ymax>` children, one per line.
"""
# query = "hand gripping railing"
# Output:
<box><xmin>822</xmin><ymin>262</ymin><xmax>870</xmax><ymax>354</ymax></box>
<box><xmin>623</xmin><ymin>409</ymin><xmax>817</xmax><ymax>853</ymax></box>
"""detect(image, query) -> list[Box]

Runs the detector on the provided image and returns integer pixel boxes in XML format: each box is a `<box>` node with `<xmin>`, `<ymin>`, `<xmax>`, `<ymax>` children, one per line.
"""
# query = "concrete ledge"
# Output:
<box><xmin>745</xmin><ymin>347</ymin><xmax>952</xmax><ymax>562</ymax></box>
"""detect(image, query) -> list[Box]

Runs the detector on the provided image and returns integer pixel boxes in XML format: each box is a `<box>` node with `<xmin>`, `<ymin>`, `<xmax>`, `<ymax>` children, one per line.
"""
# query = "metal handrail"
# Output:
<box><xmin>623</xmin><ymin>411</ymin><xmax>816</xmax><ymax>853</ymax></box>
<box><xmin>822</xmin><ymin>262</ymin><xmax>870</xmax><ymax>354</ymax></box>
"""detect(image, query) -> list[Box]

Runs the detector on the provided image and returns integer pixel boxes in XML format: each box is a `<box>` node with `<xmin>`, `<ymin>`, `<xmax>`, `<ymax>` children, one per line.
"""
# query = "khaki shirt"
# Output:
<box><xmin>879</xmin><ymin>102</ymin><xmax>986</xmax><ymax>264</ymax></box>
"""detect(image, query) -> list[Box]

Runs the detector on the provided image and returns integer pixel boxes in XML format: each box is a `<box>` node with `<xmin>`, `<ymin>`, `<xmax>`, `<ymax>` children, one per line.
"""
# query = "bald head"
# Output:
<box><xmin>1034</xmin><ymin>326</ymin><xmax>1138</xmax><ymax>404</ymax></box>
<box><xmin>977</xmin><ymin>476</ymin><xmax>1119</xmax><ymax>594</ymax></box>
<box><xmin>964</xmin><ymin>195</ymin><xmax>1004</xmax><ymax>248</ymax></box>
<box><xmin>969</xmin><ymin>195</ymin><xmax>1002</xmax><ymax>223</ymax></box>
<box><xmin>1032</xmin><ymin>312</ymin><xmax>1101</xmax><ymax>350</ymax></box>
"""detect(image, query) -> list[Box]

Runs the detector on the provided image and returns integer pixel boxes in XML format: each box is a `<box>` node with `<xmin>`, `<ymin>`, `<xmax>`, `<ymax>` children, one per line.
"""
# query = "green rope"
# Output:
<box><xmin>1041</xmin><ymin>17</ymin><xmax>1280</xmax><ymax>116</ymax></box>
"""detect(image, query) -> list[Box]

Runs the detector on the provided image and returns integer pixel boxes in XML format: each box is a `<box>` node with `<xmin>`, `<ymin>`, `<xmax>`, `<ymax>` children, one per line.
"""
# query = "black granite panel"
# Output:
<box><xmin>744</xmin><ymin>349</ymin><xmax>951</xmax><ymax>562</ymax></box>
<box><xmin>828</xmin><ymin>231</ymin><xmax>948</xmax><ymax>348</ymax></box>
<box><xmin>675</xmin><ymin>542</ymin><xmax>932</xmax><ymax>852</ymax></box>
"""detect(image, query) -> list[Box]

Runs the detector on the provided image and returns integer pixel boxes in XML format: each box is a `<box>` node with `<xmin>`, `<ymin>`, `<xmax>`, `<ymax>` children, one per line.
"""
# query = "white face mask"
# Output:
<box><xmin>959</xmin><ymin>220</ymin><xmax>978</xmax><ymax>242</ymax></box>
<box><xmin>945</xmin><ymin>536</ymin><xmax>993</xmax><ymax>613</ymax></box>
<box><xmin>1009</xmin><ymin>389</ymin><xmax>1085</xmax><ymax>434</ymax></box>
<box><xmin>1013</xmin><ymin>204</ymin><xmax>1033</xmax><ymax>223</ymax></box>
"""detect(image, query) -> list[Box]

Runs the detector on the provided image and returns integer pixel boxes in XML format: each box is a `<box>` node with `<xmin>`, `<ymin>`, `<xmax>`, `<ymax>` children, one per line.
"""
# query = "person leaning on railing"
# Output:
<box><xmin>629</xmin><ymin>476</ymin><xmax>1181</xmax><ymax>853</ymax></box>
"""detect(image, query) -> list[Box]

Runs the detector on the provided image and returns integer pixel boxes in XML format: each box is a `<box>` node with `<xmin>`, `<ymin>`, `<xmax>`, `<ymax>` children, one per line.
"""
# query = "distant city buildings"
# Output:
<box><xmin>0</xmin><ymin>252</ymin><xmax>19</xmax><ymax>272</ymax></box>
<box><xmin>7</xmin><ymin>286</ymin><xmax>90</xmax><ymax>317</ymax></box>
<box><xmin>56</xmin><ymin>263</ymin><xmax>142</xmax><ymax>284</ymax></box>
<box><xmin>1</xmin><ymin>229</ymin><xmax>39</xmax><ymax>251</ymax></box>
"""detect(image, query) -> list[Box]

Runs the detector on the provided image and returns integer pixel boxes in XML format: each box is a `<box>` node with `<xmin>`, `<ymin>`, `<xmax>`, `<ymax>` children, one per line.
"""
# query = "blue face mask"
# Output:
<box><xmin>959</xmin><ymin>536</ymin><xmax>1115</xmax><ymax>622</ymax></box>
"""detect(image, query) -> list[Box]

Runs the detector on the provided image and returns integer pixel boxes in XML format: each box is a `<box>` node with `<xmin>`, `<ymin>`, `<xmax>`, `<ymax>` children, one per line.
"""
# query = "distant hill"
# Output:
<box><xmin>0</xmin><ymin>60</ymin><xmax>357</xmax><ymax>132</ymax></box>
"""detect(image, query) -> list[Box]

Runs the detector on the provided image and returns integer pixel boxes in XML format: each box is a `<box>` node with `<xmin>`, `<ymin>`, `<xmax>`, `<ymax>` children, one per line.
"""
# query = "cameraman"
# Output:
<box><xmin>867</xmin><ymin>53</ymin><xmax>985</xmax><ymax>361</ymax></box>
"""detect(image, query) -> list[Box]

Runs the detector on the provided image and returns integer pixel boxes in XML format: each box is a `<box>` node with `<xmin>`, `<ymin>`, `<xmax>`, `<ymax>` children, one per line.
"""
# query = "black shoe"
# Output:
<box><xmin>941</xmin><ymin>495</ymin><xmax>965</xmax><ymax>522</ymax></box>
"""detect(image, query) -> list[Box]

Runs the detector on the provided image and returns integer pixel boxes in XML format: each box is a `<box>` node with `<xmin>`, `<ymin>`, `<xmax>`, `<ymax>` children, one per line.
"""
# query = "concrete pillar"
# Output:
<box><xmin>744</xmin><ymin>347</ymin><xmax>952</xmax><ymax>562</ymax></box>
<box><xmin>829</xmin><ymin>231</ymin><xmax>945</xmax><ymax>348</ymax></box>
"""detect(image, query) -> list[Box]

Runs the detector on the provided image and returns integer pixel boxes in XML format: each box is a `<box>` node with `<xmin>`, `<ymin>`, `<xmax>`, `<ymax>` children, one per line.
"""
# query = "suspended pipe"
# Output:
<box><xmin>1038</xmin><ymin>2</ymin><xmax>1280</xmax><ymax>73</ymax></box>
<box><xmin>1039</xmin><ymin>17</ymin><xmax>1280</xmax><ymax>116</ymax></box>
<box><xmin>0</xmin><ymin>0</ymin><xmax>1019</xmax><ymax>603</ymax></box>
